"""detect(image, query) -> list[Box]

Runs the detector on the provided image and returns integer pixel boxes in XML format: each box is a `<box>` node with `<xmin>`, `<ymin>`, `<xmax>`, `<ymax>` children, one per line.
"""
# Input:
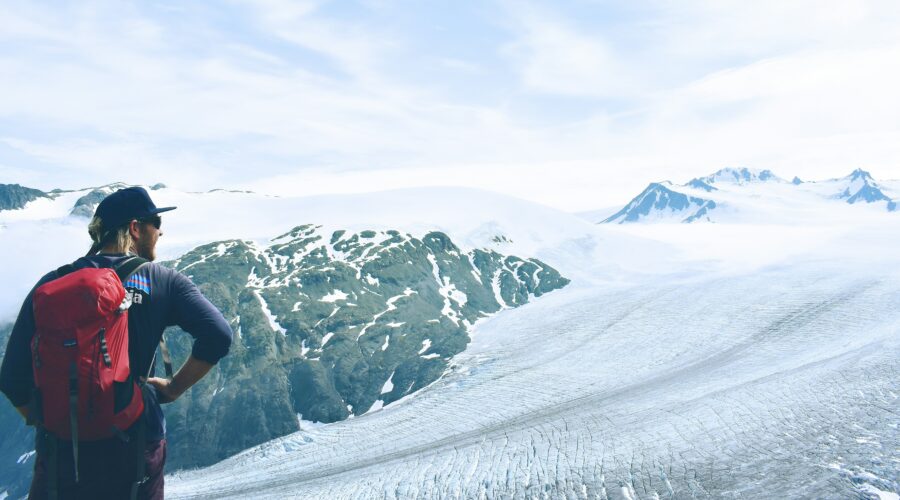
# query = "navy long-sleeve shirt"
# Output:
<box><xmin>0</xmin><ymin>253</ymin><xmax>233</xmax><ymax>441</ymax></box>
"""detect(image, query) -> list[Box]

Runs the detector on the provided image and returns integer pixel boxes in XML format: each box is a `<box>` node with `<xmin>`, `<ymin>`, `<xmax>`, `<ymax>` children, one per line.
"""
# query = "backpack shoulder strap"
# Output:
<box><xmin>114</xmin><ymin>256</ymin><xmax>150</xmax><ymax>283</ymax></box>
<box><xmin>54</xmin><ymin>263</ymin><xmax>76</xmax><ymax>279</ymax></box>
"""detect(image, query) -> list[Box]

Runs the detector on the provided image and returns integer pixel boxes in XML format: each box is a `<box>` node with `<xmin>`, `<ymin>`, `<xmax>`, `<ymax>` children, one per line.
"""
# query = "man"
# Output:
<box><xmin>0</xmin><ymin>186</ymin><xmax>233</xmax><ymax>499</ymax></box>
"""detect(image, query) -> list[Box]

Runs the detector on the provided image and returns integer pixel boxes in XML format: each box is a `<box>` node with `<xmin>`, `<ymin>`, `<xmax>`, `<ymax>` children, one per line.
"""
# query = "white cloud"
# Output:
<box><xmin>499</xmin><ymin>4</ymin><xmax>635</xmax><ymax>97</ymax></box>
<box><xmin>636</xmin><ymin>45</ymin><xmax>900</xmax><ymax>181</ymax></box>
<box><xmin>235</xmin><ymin>0</ymin><xmax>395</xmax><ymax>81</ymax></box>
<box><xmin>240</xmin><ymin>159</ymin><xmax>648</xmax><ymax>213</ymax></box>
<box><xmin>2</xmin><ymin>0</ymin><xmax>900</xmax><ymax>211</ymax></box>
<box><xmin>654</xmin><ymin>0</ymin><xmax>890</xmax><ymax>59</ymax></box>
<box><xmin>1</xmin><ymin>137</ymin><xmax>221</xmax><ymax>189</ymax></box>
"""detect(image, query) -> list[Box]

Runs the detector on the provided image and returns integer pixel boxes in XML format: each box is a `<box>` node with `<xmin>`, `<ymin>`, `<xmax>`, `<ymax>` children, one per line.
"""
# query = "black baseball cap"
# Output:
<box><xmin>94</xmin><ymin>186</ymin><xmax>176</xmax><ymax>230</ymax></box>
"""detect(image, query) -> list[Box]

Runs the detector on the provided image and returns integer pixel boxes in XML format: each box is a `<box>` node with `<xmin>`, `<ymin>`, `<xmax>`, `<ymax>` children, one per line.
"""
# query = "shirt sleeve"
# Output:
<box><xmin>166</xmin><ymin>270</ymin><xmax>233</xmax><ymax>365</ymax></box>
<box><xmin>0</xmin><ymin>276</ymin><xmax>50</xmax><ymax>408</ymax></box>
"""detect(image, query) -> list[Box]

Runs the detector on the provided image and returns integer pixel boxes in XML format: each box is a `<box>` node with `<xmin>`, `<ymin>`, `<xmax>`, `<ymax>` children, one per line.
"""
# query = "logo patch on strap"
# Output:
<box><xmin>124</xmin><ymin>274</ymin><xmax>151</xmax><ymax>295</ymax></box>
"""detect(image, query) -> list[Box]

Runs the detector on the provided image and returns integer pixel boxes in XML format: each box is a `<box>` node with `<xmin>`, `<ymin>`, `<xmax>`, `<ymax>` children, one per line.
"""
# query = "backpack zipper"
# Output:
<box><xmin>32</xmin><ymin>332</ymin><xmax>41</xmax><ymax>369</ymax></box>
<box><xmin>88</xmin><ymin>329</ymin><xmax>104</xmax><ymax>419</ymax></box>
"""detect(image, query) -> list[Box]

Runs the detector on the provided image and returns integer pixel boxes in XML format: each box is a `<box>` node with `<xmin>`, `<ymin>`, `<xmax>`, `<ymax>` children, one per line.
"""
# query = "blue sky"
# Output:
<box><xmin>2</xmin><ymin>0</ymin><xmax>900</xmax><ymax>210</ymax></box>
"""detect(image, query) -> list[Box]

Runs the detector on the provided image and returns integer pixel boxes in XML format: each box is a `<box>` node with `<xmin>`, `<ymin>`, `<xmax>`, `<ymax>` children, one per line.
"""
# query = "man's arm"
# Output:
<box><xmin>146</xmin><ymin>355</ymin><xmax>213</xmax><ymax>403</ymax></box>
<box><xmin>154</xmin><ymin>270</ymin><xmax>232</xmax><ymax>402</ymax></box>
<box><xmin>167</xmin><ymin>271</ymin><xmax>233</xmax><ymax>366</ymax></box>
<box><xmin>0</xmin><ymin>288</ymin><xmax>40</xmax><ymax>424</ymax></box>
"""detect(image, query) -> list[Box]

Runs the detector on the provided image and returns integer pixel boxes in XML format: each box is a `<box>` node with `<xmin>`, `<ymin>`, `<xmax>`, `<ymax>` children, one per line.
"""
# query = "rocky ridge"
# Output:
<box><xmin>0</xmin><ymin>184</ymin><xmax>49</xmax><ymax>211</ymax></box>
<box><xmin>157</xmin><ymin>224</ymin><xmax>568</xmax><ymax>470</ymax></box>
<box><xmin>602</xmin><ymin>182</ymin><xmax>717</xmax><ymax>224</ymax></box>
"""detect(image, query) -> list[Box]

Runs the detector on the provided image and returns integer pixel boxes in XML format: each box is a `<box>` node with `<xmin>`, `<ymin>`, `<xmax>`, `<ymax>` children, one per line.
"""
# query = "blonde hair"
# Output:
<box><xmin>88</xmin><ymin>216</ymin><xmax>135</xmax><ymax>253</ymax></box>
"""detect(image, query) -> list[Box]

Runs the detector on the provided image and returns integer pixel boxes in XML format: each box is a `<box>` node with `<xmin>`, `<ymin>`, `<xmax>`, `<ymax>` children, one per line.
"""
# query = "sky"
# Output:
<box><xmin>2</xmin><ymin>0</ymin><xmax>900</xmax><ymax>211</ymax></box>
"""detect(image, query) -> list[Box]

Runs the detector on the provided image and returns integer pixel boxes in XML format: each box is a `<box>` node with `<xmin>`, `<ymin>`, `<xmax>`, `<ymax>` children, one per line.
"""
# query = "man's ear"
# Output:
<box><xmin>128</xmin><ymin>219</ymin><xmax>142</xmax><ymax>240</ymax></box>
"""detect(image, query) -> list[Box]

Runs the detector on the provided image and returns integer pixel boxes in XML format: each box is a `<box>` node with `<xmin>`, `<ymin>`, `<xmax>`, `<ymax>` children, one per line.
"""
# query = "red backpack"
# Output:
<box><xmin>30</xmin><ymin>257</ymin><xmax>149</xmax><ymax>475</ymax></box>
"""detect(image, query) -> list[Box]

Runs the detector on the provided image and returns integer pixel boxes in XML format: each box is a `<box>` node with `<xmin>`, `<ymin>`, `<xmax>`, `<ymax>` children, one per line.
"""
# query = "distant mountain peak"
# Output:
<box><xmin>602</xmin><ymin>182</ymin><xmax>717</xmax><ymax>224</ymax></box>
<box><xmin>847</xmin><ymin>168</ymin><xmax>874</xmax><ymax>182</ymax></box>
<box><xmin>700</xmin><ymin>167</ymin><xmax>781</xmax><ymax>185</ymax></box>
<box><xmin>595</xmin><ymin>166</ymin><xmax>900</xmax><ymax>225</ymax></box>
<box><xmin>0</xmin><ymin>183</ymin><xmax>49</xmax><ymax>211</ymax></box>
<box><xmin>69</xmin><ymin>183</ymin><xmax>134</xmax><ymax>218</ymax></box>
<box><xmin>69</xmin><ymin>182</ymin><xmax>171</xmax><ymax>217</ymax></box>
<box><xmin>835</xmin><ymin>168</ymin><xmax>893</xmax><ymax>206</ymax></box>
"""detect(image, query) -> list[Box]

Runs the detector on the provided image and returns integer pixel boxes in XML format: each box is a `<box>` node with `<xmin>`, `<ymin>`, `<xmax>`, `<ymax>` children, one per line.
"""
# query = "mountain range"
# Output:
<box><xmin>1</xmin><ymin>172</ymin><xmax>898</xmax><ymax>499</ymax></box>
<box><xmin>600</xmin><ymin>167</ymin><xmax>898</xmax><ymax>224</ymax></box>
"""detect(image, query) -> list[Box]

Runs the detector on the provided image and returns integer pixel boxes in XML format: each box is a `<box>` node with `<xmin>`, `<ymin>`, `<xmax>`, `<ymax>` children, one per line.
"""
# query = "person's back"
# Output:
<box><xmin>0</xmin><ymin>187</ymin><xmax>233</xmax><ymax>499</ymax></box>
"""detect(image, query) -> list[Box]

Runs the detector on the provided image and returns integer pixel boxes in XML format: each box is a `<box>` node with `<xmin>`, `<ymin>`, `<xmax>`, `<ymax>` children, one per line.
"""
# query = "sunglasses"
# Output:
<box><xmin>138</xmin><ymin>215</ymin><xmax>162</xmax><ymax>230</ymax></box>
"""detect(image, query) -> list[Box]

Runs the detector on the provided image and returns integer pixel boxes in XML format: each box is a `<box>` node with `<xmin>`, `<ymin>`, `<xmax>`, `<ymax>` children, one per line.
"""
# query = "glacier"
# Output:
<box><xmin>162</xmin><ymin>178</ymin><xmax>900</xmax><ymax>498</ymax></box>
<box><xmin>167</xmin><ymin>261</ymin><xmax>899</xmax><ymax>498</ymax></box>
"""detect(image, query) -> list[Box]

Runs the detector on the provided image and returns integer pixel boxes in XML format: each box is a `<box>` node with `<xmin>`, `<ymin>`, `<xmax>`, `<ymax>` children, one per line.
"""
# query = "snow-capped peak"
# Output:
<box><xmin>834</xmin><ymin>168</ymin><xmax>894</xmax><ymax>207</ymax></box>
<box><xmin>597</xmin><ymin>166</ymin><xmax>900</xmax><ymax>226</ymax></box>
<box><xmin>698</xmin><ymin>167</ymin><xmax>781</xmax><ymax>185</ymax></box>
<box><xmin>846</xmin><ymin>168</ymin><xmax>874</xmax><ymax>183</ymax></box>
<box><xmin>602</xmin><ymin>182</ymin><xmax>717</xmax><ymax>224</ymax></box>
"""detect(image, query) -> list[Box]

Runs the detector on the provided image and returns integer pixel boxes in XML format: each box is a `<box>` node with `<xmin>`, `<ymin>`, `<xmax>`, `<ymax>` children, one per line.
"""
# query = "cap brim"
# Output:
<box><xmin>150</xmin><ymin>206</ymin><xmax>177</xmax><ymax>215</ymax></box>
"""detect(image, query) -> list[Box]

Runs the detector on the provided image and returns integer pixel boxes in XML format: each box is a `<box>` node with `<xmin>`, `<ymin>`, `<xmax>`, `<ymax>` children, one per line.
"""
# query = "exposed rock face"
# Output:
<box><xmin>68</xmin><ymin>183</ymin><xmax>131</xmax><ymax>218</ymax></box>
<box><xmin>157</xmin><ymin>225</ymin><xmax>569</xmax><ymax>470</ymax></box>
<box><xmin>0</xmin><ymin>184</ymin><xmax>48</xmax><ymax>211</ymax></box>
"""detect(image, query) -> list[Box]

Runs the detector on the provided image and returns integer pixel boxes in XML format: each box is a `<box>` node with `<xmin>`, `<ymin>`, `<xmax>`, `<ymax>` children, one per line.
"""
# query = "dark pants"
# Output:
<box><xmin>28</xmin><ymin>434</ymin><xmax>167</xmax><ymax>500</ymax></box>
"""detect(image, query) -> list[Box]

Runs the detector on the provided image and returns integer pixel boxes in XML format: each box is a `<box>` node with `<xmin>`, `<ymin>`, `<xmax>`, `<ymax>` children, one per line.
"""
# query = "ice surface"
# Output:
<box><xmin>168</xmin><ymin>260</ymin><xmax>900</xmax><ymax>499</ymax></box>
<box><xmin>861</xmin><ymin>484</ymin><xmax>899</xmax><ymax>500</ymax></box>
